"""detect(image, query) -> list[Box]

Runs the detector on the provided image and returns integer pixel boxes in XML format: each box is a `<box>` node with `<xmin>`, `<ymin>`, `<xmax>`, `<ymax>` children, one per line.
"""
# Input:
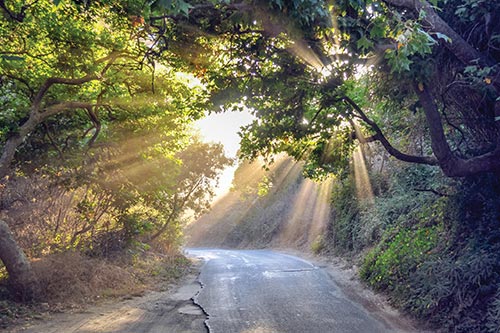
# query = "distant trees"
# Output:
<box><xmin>147</xmin><ymin>140</ymin><xmax>233</xmax><ymax>242</ymax></box>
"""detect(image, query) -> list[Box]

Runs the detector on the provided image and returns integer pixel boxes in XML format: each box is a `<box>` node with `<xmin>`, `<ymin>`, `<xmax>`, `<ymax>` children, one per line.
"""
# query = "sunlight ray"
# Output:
<box><xmin>287</xmin><ymin>39</ymin><xmax>325</xmax><ymax>72</ymax></box>
<box><xmin>307</xmin><ymin>177</ymin><xmax>334</xmax><ymax>243</ymax></box>
<box><xmin>352</xmin><ymin>146</ymin><xmax>374</xmax><ymax>204</ymax></box>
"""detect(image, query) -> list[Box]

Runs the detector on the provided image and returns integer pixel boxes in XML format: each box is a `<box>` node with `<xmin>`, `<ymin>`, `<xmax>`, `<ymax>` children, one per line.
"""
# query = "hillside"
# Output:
<box><xmin>186</xmin><ymin>156</ymin><xmax>332</xmax><ymax>250</ymax></box>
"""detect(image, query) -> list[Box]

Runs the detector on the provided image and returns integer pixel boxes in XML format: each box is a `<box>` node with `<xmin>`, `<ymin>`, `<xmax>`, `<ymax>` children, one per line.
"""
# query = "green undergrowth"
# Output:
<box><xmin>326</xmin><ymin>165</ymin><xmax>500</xmax><ymax>332</ymax></box>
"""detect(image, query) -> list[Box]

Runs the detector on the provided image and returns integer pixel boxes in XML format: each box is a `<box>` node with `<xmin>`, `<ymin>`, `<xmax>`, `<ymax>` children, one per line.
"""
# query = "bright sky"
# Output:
<box><xmin>194</xmin><ymin>110</ymin><xmax>255</xmax><ymax>200</ymax></box>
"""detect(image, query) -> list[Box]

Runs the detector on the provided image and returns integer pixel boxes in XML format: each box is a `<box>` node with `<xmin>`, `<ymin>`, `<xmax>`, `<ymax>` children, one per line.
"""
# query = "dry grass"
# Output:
<box><xmin>0</xmin><ymin>250</ymin><xmax>192</xmax><ymax>330</ymax></box>
<box><xmin>32</xmin><ymin>252</ymin><xmax>139</xmax><ymax>305</ymax></box>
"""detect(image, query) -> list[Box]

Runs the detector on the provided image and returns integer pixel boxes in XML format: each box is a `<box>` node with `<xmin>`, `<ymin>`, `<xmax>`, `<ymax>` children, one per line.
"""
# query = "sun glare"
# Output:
<box><xmin>194</xmin><ymin>108</ymin><xmax>255</xmax><ymax>201</ymax></box>
<box><xmin>174</xmin><ymin>71</ymin><xmax>203</xmax><ymax>89</ymax></box>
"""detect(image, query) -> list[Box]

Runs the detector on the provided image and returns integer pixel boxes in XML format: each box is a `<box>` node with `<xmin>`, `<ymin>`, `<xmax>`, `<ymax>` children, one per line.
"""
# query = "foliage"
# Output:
<box><xmin>328</xmin><ymin>175</ymin><xmax>361</xmax><ymax>252</ymax></box>
<box><xmin>0</xmin><ymin>136</ymin><xmax>231</xmax><ymax>258</ymax></box>
<box><xmin>327</xmin><ymin>162</ymin><xmax>500</xmax><ymax>332</ymax></box>
<box><xmin>0</xmin><ymin>0</ymin><xmax>233</xmax><ymax>264</ymax></box>
<box><xmin>310</xmin><ymin>235</ymin><xmax>326</xmax><ymax>254</ymax></box>
<box><xmin>487</xmin><ymin>291</ymin><xmax>500</xmax><ymax>333</ymax></box>
<box><xmin>175</xmin><ymin>0</ymin><xmax>500</xmax><ymax>177</ymax></box>
<box><xmin>360</xmin><ymin>223</ymin><xmax>442</xmax><ymax>292</ymax></box>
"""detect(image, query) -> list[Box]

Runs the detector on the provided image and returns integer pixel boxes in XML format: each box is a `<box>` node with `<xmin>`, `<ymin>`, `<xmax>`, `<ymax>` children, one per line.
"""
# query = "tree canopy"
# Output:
<box><xmin>1</xmin><ymin>0</ymin><xmax>499</xmax><ymax>179</ymax></box>
<box><xmin>139</xmin><ymin>0</ymin><xmax>499</xmax><ymax>178</ymax></box>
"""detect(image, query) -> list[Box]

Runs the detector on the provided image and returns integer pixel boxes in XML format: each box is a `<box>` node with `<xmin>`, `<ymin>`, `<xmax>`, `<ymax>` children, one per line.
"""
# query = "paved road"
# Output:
<box><xmin>186</xmin><ymin>248</ymin><xmax>398</xmax><ymax>333</ymax></box>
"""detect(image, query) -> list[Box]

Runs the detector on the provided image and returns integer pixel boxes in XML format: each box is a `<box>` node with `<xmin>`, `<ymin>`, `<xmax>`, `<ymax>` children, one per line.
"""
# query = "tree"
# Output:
<box><xmin>150</xmin><ymin>0</ymin><xmax>499</xmax><ymax>178</ymax></box>
<box><xmin>0</xmin><ymin>0</ymin><xmax>208</xmax><ymax>297</ymax></box>
<box><xmin>146</xmin><ymin>140</ymin><xmax>233</xmax><ymax>242</ymax></box>
<box><xmin>0</xmin><ymin>220</ymin><xmax>39</xmax><ymax>300</ymax></box>
<box><xmin>0</xmin><ymin>0</ymin><xmax>151</xmax><ymax>297</ymax></box>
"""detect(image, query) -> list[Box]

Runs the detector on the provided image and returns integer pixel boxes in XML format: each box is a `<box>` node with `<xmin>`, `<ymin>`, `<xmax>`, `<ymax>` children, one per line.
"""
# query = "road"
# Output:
<box><xmin>187</xmin><ymin>248</ymin><xmax>407</xmax><ymax>333</ymax></box>
<box><xmin>12</xmin><ymin>248</ymin><xmax>418</xmax><ymax>333</ymax></box>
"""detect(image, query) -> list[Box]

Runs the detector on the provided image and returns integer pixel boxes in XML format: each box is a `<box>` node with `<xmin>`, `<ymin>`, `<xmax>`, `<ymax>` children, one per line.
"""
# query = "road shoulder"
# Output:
<box><xmin>6</xmin><ymin>259</ymin><xmax>207</xmax><ymax>333</ymax></box>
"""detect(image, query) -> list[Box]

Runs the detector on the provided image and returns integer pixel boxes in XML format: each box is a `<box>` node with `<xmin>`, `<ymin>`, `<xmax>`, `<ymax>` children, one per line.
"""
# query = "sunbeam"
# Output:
<box><xmin>277</xmin><ymin>170</ymin><xmax>333</xmax><ymax>248</ymax></box>
<box><xmin>287</xmin><ymin>39</ymin><xmax>325</xmax><ymax>72</ymax></box>
<box><xmin>186</xmin><ymin>156</ymin><xmax>334</xmax><ymax>250</ymax></box>
<box><xmin>352</xmin><ymin>146</ymin><xmax>374</xmax><ymax>204</ymax></box>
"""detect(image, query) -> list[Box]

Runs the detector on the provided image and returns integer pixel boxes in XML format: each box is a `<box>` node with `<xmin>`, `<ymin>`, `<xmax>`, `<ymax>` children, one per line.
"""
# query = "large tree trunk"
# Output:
<box><xmin>0</xmin><ymin>220</ymin><xmax>39</xmax><ymax>301</ymax></box>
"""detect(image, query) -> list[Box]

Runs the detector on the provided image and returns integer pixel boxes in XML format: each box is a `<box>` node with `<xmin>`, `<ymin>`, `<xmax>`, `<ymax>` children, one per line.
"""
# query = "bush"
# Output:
<box><xmin>325</xmin><ymin>162</ymin><xmax>500</xmax><ymax>331</ymax></box>
<box><xmin>360</xmin><ymin>224</ymin><xmax>441</xmax><ymax>294</ymax></box>
<box><xmin>406</xmin><ymin>251</ymin><xmax>499</xmax><ymax>331</ymax></box>
<box><xmin>327</xmin><ymin>176</ymin><xmax>361</xmax><ymax>253</ymax></box>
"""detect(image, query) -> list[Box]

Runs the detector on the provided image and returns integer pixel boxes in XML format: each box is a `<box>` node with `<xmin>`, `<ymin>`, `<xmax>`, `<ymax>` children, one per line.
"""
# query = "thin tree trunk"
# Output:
<box><xmin>0</xmin><ymin>220</ymin><xmax>39</xmax><ymax>301</ymax></box>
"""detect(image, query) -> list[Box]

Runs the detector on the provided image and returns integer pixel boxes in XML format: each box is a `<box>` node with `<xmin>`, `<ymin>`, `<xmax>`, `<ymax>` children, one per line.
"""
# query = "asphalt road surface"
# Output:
<box><xmin>186</xmin><ymin>248</ymin><xmax>401</xmax><ymax>333</ymax></box>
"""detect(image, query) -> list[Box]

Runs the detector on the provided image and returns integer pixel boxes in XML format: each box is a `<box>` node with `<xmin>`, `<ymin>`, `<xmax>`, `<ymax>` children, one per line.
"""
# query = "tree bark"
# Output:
<box><xmin>0</xmin><ymin>220</ymin><xmax>39</xmax><ymax>301</ymax></box>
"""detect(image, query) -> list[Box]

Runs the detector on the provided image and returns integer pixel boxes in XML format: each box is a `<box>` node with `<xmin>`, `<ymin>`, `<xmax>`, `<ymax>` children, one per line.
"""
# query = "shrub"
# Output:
<box><xmin>356</xmin><ymin>170</ymin><xmax>500</xmax><ymax>332</ymax></box>
<box><xmin>360</xmin><ymin>222</ymin><xmax>441</xmax><ymax>289</ymax></box>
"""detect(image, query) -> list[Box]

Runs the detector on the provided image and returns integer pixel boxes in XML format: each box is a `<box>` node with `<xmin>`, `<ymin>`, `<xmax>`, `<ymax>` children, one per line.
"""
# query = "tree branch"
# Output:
<box><xmin>0</xmin><ymin>102</ymin><xmax>95</xmax><ymax>179</ymax></box>
<box><xmin>413</xmin><ymin>188</ymin><xmax>449</xmax><ymax>197</ymax></box>
<box><xmin>148</xmin><ymin>177</ymin><xmax>205</xmax><ymax>242</ymax></box>
<box><xmin>0</xmin><ymin>0</ymin><xmax>27</xmax><ymax>22</ymax></box>
<box><xmin>33</xmin><ymin>52</ymin><xmax>121</xmax><ymax>111</ymax></box>
<box><xmin>85</xmin><ymin>106</ymin><xmax>101</xmax><ymax>149</ymax></box>
<box><xmin>0</xmin><ymin>51</ymin><xmax>125</xmax><ymax>179</ymax></box>
<box><xmin>341</xmin><ymin>96</ymin><xmax>439</xmax><ymax>165</ymax></box>
<box><xmin>43</xmin><ymin>123</ymin><xmax>65</xmax><ymax>161</ymax></box>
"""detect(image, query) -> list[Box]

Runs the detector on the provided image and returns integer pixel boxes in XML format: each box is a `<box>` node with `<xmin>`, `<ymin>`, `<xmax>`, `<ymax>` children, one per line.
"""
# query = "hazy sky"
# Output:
<box><xmin>194</xmin><ymin>110</ymin><xmax>255</xmax><ymax>199</ymax></box>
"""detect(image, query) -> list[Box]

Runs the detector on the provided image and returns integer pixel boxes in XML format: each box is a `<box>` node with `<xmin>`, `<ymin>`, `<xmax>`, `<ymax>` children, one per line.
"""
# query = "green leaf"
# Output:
<box><xmin>357</xmin><ymin>36</ymin><xmax>374</xmax><ymax>52</ymax></box>
<box><xmin>178</xmin><ymin>0</ymin><xmax>193</xmax><ymax>16</ymax></box>
<box><xmin>153</xmin><ymin>0</ymin><xmax>172</xmax><ymax>11</ymax></box>
<box><xmin>370</xmin><ymin>19</ymin><xmax>386</xmax><ymax>39</ymax></box>
<box><xmin>434</xmin><ymin>32</ymin><xmax>451</xmax><ymax>43</ymax></box>
<box><xmin>0</xmin><ymin>55</ymin><xmax>24</xmax><ymax>61</ymax></box>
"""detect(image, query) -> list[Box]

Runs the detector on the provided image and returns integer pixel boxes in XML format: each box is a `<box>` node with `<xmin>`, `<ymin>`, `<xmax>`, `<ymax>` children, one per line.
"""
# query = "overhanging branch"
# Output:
<box><xmin>383</xmin><ymin>0</ymin><xmax>494</xmax><ymax>67</ymax></box>
<box><xmin>341</xmin><ymin>96</ymin><xmax>438</xmax><ymax>165</ymax></box>
<box><xmin>0</xmin><ymin>101</ymin><xmax>96</xmax><ymax>179</ymax></box>
<box><xmin>33</xmin><ymin>52</ymin><xmax>121</xmax><ymax>111</ymax></box>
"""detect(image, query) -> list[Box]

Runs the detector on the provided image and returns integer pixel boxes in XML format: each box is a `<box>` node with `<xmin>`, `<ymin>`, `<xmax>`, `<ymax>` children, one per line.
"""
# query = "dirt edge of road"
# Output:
<box><xmin>5</xmin><ymin>259</ymin><xmax>208</xmax><ymax>333</ymax></box>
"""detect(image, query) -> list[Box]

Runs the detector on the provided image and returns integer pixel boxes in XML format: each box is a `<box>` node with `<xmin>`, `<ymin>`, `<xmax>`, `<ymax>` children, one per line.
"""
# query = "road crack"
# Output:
<box><xmin>192</xmin><ymin>273</ymin><xmax>211</xmax><ymax>333</ymax></box>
